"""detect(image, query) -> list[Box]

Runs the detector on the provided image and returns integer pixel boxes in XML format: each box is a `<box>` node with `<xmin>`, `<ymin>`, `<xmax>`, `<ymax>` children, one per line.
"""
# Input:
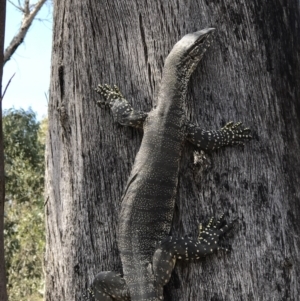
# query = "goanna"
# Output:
<box><xmin>89</xmin><ymin>28</ymin><xmax>251</xmax><ymax>301</ymax></box>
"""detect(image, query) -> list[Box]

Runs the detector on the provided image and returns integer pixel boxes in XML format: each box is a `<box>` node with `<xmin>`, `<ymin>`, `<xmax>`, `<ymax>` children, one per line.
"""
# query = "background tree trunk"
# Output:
<box><xmin>45</xmin><ymin>0</ymin><xmax>300</xmax><ymax>300</ymax></box>
<box><xmin>0</xmin><ymin>0</ymin><xmax>8</xmax><ymax>300</ymax></box>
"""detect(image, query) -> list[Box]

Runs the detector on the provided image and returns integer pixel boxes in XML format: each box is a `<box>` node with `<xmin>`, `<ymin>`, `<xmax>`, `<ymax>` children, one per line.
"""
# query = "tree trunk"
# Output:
<box><xmin>45</xmin><ymin>1</ymin><xmax>300</xmax><ymax>300</ymax></box>
<box><xmin>0</xmin><ymin>0</ymin><xmax>8</xmax><ymax>300</ymax></box>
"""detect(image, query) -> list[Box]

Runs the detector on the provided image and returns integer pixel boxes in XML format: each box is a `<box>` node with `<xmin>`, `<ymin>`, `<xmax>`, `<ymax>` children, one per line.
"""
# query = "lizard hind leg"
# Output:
<box><xmin>152</xmin><ymin>215</ymin><xmax>236</xmax><ymax>287</ymax></box>
<box><xmin>88</xmin><ymin>271</ymin><xmax>130</xmax><ymax>301</ymax></box>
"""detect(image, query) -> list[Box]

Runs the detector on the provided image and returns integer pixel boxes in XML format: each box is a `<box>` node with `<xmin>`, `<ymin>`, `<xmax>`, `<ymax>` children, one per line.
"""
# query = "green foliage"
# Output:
<box><xmin>4</xmin><ymin>109</ymin><xmax>44</xmax><ymax>203</ymax></box>
<box><xmin>4</xmin><ymin>109</ymin><xmax>46</xmax><ymax>301</ymax></box>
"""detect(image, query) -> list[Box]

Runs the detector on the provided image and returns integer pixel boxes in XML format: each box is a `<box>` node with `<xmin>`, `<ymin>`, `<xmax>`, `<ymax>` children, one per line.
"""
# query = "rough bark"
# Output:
<box><xmin>0</xmin><ymin>0</ymin><xmax>8</xmax><ymax>299</ymax></box>
<box><xmin>46</xmin><ymin>1</ymin><xmax>300</xmax><ymax>300</ymax></box>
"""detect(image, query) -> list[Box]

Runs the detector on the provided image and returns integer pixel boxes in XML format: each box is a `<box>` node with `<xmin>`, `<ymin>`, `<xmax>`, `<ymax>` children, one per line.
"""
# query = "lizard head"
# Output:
<box><xmin>164</xmin><ymin>28</ymin><xmax>215</xmax><ymax>77</ymax></box>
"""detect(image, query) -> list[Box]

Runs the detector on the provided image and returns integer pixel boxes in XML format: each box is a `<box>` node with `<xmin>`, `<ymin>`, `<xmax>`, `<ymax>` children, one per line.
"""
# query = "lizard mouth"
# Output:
<box><xmin>186</xmin><ymin>28</ymin><xmax>215</xmax><ymax>61</ymax></box>
<box><xmin>175</xmin><ymin>28</ymin><xmax>215</xmax><ymax>78</ymax></box>
<box><xmin>161</xmin><ymin>28</ymin><xmax>216</xmax><ymax>89</ymax></box>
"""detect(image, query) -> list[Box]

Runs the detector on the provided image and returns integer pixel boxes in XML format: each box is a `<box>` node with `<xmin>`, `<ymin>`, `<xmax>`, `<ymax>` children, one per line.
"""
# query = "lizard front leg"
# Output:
<box><xmin>95</xmin><ymin>84</ymin><xmax>147</xmax><ymax>128</ymax></box>
<box><xmin>85</xmin><ymin>271</ymin><xmax>130</xmax><ymax>301</ymax></box>
<box><xmin>186</xmin><ymin>121</ymin><xmax>251</xmax><ymax>151</ymax></box>
<box><xmin>152</xmin><ymin>215</ymin><xmax>235</xmax><ymax>288</ymax></box>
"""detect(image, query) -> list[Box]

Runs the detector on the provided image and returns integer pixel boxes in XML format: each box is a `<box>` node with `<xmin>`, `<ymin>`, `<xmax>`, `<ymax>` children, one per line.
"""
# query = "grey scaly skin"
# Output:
<box><xmin>88</xmin><ymin>28</ymin><xmax>251</xmax><ymax>301</ymax></box>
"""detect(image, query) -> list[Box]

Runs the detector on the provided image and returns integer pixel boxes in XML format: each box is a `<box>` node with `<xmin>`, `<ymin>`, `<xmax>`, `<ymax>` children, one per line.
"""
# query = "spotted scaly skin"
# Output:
<box><xmin>88</xmin><ymin>28</ymin><xmax>251</xmax><ymax>301</ymax></box>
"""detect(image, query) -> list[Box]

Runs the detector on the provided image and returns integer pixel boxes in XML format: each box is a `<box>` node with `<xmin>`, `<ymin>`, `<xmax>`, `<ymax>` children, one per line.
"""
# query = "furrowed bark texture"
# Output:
<box><xmin>0</xmin><ymin>0</ymin><xmax>8</xmax><ymax>300</ymax></box>
<box><xmin>46</xmin><ymin>0</ymin><xmax>300</xmax><ymax>300</ymax></box>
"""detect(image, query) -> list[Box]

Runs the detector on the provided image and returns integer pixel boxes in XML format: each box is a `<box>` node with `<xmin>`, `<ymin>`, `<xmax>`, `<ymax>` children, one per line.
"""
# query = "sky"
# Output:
<box><xmin>3</xmin><ymin>1</ymin><xmax>53</xmax><ymax>120</ymax></box>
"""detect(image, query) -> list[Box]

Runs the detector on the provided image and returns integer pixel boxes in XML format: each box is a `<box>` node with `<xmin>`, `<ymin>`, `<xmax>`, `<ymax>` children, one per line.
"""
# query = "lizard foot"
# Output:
<box><xmin>95</xmin><ymin>84</ymin><xmax>124</xmax><ymax>107</ymax></box>
<box><xmin>85</xmin><ymin>271</ymin><xmax>130</xmax><ymax>301</ymax></box>
<box><xmin>220</xmin><ymin>121</ymin><xmax>252</xmax><ymax>146</ymax></box>
<box><xmin>94</xmin><ymin>84</ymin><xmax>147</xmax><ymax>128</ymax></box>
<box><xmin>198</xmin><ymin>214</ymin><xmax>237</xmax><ymax>253</ymax></box>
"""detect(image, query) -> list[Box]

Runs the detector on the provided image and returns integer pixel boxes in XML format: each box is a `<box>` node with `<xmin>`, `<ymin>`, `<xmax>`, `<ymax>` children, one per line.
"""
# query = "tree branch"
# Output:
<box><xmin>4</xmin><ymin>0</ymin><xmax>48</xmax><ymax>65</ymax></box>
<box><xmin>7</xmin><ymin>0</ymin><xmax>24</xmax><ymax>12</ymax></box>
<box><xmin>1</xmin><ymin>73</ymin><xmax>15</xmax><ymax>101</ymax></box>
<box><xmin>24</xmin><ymin>0</ymin><xmax>30</xmax><ymax>16</ymax></box>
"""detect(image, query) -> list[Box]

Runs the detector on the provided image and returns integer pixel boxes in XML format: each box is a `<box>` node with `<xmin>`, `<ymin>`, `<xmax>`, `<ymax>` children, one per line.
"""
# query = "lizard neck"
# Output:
<box><xmin>156</xmin><ymin>62</ymin><xmax>189</xmax><ymax>114</ymax></box>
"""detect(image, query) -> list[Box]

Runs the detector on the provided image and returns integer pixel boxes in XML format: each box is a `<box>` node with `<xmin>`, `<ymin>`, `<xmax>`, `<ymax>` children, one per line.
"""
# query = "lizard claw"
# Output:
<box><xmin>222</xmin><ymin>121</ymin><xmax>234</xmax><ymax>129</ymax></box>
<box><xmin>217</xmin><ymin>242</ymin><xmax>232</xmax><ymax>252</ymax></box>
